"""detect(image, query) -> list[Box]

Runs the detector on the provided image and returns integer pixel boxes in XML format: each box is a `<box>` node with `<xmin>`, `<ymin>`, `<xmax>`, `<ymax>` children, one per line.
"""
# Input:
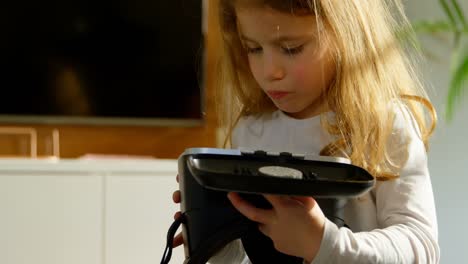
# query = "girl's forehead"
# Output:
<box><xmin>236</xmin><ymin>6</ymin><xmax>319</xmax><ymax>40</ymax></box>
<box><xmin>233</xmin><ymin>0</ymin><xmax>315</xmax><ymax>15</ymax></box>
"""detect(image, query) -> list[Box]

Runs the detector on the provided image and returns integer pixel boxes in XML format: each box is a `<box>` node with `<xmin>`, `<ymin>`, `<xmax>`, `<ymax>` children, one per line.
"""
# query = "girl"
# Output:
<box><xmin>172</xmin><ymin>0</ymin><xmax>439</xmax><ymax>263</ymax></box>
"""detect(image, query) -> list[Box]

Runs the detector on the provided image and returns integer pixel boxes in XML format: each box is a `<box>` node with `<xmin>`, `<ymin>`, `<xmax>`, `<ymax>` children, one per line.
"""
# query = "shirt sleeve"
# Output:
<box><xmin>308</xmin><ymin>109</ymin><xmax>440</xmax><ymax>264</ymax></box>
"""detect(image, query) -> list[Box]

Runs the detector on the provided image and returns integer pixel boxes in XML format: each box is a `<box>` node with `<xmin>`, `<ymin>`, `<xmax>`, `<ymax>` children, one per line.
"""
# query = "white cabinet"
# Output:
<box><xmin>0</xmin><ymin>174</ymin><xmax>102</xmax><ymax>264</ymax></box>
<box><xmin>0</xmin><ymin>158</ymin><xmax>185</xmax><ymax>264</ymax></box>
<box><xmin>106</xmin><ymin>174</ymin><xmax>185</xmax><ymax>264</ymax></box>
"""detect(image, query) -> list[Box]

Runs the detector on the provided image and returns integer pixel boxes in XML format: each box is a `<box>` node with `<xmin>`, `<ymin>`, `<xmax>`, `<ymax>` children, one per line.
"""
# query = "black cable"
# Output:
<box><xmin>160</xmin><ymin>213</ymin><xmax>348</xmax><ymax>264</ymax></box>
<box><xmin>160</xmin><ymin>213</ymin><xmax>185</xmax><ymax>264</ymax></box>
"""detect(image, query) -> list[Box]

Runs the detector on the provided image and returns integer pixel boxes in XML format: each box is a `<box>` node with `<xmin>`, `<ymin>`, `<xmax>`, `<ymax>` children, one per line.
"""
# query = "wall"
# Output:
<box><xmin>404</xmin><ymin>1</ymin><xmax>468</xmax><ymax>263</ymax></box>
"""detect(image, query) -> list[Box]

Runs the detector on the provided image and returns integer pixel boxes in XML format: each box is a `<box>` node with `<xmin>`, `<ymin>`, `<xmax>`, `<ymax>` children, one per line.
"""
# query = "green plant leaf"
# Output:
<box><xmin>450</xmin><ymin>0</ymin><xmax>467</xmax><ymax>29</ymax></box>
<box><xmin>440</xmin><ymin>0</ymin><xmax>458</xmax><ymax>26</ymax></box>
<box><xmin>450</xmin><ymin>0</ymin><xmax>468</xmax><ymax>48</ymax></box>
<box><xmin>412</xmin><ymin>20</ymin><xmax>455</xmax><ymax>34</ymax></box>
<box><xmin>446</xmin><ymin>51</ymin><xmax>468</xmax><ymax>121</ymax></box>
<box><xmin>440</xmin><ymin>0</ymin><xmax>462</xmax><ymax>45</ymax></box>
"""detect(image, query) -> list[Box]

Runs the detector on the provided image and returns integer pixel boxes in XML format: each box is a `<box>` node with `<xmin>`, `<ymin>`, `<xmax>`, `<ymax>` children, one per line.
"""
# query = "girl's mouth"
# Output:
<box><xmin>267</xmin><ymin>91</ymin><xmax>290</xmax><ymax>100</ymax></box>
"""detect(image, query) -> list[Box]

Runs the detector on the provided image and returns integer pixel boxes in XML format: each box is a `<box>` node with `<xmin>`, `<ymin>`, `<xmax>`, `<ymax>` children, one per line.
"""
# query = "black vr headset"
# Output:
<box><xmin>161</xmin><ymin>148</ymin><xmax>374</xmax><ymax>264</ymax></box>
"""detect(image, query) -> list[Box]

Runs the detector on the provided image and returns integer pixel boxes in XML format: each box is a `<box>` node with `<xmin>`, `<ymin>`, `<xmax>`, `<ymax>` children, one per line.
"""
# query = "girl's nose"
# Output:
<box><xmin>263</xmin><ymin>54</ymin><xmax>285</xmax><ymax>81</ymax></box>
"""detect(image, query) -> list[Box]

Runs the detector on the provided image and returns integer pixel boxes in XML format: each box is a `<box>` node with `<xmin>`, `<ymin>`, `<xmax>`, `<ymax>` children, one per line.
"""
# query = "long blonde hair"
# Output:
<box><xmin>215</xmin><ymin>0</ymin><xmax>436</xmax><ymax>181</ymax></box>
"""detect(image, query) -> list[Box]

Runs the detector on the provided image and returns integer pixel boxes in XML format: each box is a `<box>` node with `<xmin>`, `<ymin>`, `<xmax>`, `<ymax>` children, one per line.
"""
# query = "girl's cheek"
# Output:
<box><xmin>248</xmin><ymin>60</ymin><xmax>261</xmax><ymax>82</ymax></box>
<box><xmin>291</xmin><ymin>63</ymin><xmax>307</xmax><ymax>84</ymax></box>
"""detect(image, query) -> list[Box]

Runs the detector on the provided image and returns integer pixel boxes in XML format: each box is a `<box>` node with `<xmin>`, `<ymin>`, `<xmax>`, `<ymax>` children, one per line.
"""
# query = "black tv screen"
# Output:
<box><xmin>0</xmin><ymin>0</ymin><xmax>205</xmax><ymax>126</ymax></box>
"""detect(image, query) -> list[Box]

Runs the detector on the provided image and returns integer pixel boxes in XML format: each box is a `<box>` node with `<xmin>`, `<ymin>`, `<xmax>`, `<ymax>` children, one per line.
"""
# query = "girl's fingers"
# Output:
<box><xmin>263</xmin><ymin>194</ymin><xmax>316</xmax><ymax>210</ymax></box>
<box><xmin>227</xmin><ymin>192</ymin><xmax>274</xmax><ymax>224</ymax></box>
<box><xmin>172</xmin><ymin>232</ymin><xmax>184</xmax><ymax>248</ymax></box>
<box><xmin>172</xmin><ymin>190</ymin><xmax>181</xmax><ymax>203</ymax></box>
<box><xmin>290</xmin><ymin>196</ymin><xmax>317</xmax><ymax>209</ymax></box>
<box><xmin>172</xmin><ymin>176</ymin><xmax>183</xmax><ymax>248</ymax></box>
<box><xmin>174</xmin><ymin>211</ymin><xmax>182</xmax><ymax>220</ymax></box>
<box><xmin>262</xmin><ymin>194</ymin><xmax>288</xmax><ymax>208</ymax></box>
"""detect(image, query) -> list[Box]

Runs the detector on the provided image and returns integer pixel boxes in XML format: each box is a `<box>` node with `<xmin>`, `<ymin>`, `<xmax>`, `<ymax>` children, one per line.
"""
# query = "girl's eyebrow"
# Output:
<box><xmin>239</xmin><ymin>35</ymin><xmax>260</xmax><ymax>44</ymax></box>
<box><xmin>240</xmin><ymin>33</ymin><xmax>314</xmax><ymax>44</ymax></box>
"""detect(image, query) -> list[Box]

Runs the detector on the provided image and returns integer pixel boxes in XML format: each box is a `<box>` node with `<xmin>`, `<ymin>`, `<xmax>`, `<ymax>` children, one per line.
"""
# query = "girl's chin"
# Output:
<box><xmin>276</xmin><ymin>105</ymin><xmax>322</xmax><ymax>119</ymax></box>
<box><xmin>273</xmin><ymin>102</ymin><xmax>300</xmax><ymax>114</ymax></box>
<box><xmin>275</xmin><ymin>106</ymin><xmax>304</xmax><ymax>117</ymax></box>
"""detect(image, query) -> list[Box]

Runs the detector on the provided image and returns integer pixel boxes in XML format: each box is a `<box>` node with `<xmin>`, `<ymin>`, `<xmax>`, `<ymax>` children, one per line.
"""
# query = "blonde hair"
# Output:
<box><xmin>215</xmin><ymin>0</ymin><xmax>436</xmax><ymax>181</ymax></box>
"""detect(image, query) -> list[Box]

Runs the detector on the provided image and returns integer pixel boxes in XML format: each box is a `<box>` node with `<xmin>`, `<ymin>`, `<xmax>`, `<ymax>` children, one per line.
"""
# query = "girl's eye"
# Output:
<box><xmin>282</xmin><ymin>45</ymin><xmax>304</xmax><ymax>55</ymax></box>
<box><xmin>245</xmin><ymin>46</ymin><xmax>262</xmax><ymax>54</ymax></box>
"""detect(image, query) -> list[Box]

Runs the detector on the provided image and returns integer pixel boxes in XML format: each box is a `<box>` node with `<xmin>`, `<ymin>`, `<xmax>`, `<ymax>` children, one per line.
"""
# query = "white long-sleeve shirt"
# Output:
<box><xmin>210</xmin><ymin>108</ymin><xmax>439</xmax><ymax>264</ymax></box>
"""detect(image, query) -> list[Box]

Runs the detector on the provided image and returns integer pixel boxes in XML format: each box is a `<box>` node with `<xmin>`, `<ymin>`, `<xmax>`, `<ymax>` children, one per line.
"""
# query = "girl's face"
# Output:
<box><xmin>236</xmin><ymin>6</ymin><xmax>336</xmax><ymax>119</ymax></box>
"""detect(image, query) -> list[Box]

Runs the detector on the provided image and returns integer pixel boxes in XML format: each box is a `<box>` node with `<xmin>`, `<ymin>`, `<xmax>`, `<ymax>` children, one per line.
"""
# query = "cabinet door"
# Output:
<box><xmin>106</xmin><ymin>174</ymin><xmax>185</xmax><ymax>264</ymax></box>
<box><xmin>0</xmin><ymin>175</ymin><xmax>103</xmax><ymax>264</ymax></box>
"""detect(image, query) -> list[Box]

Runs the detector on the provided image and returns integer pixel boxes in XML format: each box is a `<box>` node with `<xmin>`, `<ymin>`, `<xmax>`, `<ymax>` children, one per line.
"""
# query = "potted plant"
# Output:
<box><xmin>410</xmin><ymin>0</ymin><xmax>467</xmax><ymax>121</ymax></box>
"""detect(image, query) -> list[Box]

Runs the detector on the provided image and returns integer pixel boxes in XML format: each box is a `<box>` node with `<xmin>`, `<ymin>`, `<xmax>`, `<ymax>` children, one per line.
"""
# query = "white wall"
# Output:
<box><xmin>404</xmin><ymin>2</ymin><xmax>468</xmax><ymax>263</ymax></box>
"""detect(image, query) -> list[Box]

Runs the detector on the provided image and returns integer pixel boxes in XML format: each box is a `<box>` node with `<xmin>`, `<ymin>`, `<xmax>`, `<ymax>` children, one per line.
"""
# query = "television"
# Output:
<box><xmin>0</xmin><ymin>0</ymin><xmax>205</xmax><ymax>126</ymax></box>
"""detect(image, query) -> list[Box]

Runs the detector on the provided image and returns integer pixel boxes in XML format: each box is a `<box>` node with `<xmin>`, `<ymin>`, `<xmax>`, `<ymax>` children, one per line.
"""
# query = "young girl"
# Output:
<box><xmin>172</xmin><ymin>0</ymin><xmax>440</xmax><ymax>263</ymax></box>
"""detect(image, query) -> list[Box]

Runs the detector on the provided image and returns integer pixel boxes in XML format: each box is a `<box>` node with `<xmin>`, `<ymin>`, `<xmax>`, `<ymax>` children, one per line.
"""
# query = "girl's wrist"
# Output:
<box><xmin>302</xmin><ymin>236</ymin><xmax>322</xmax><ymax>262</ymax></box>
<box><xmin>302</xmin><ymin>215</ymin><xmax>326</xmax><ymax>262</ymax></box>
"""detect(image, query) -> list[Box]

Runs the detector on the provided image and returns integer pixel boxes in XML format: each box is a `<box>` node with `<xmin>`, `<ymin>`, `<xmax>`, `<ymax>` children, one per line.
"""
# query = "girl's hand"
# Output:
<box><xmin>227</xmin><ymin>192</ymin><xmax>325</xmax><ymax>262</ymax></box>
<box><xmin>172</xmin><ymin>174</ymin><xmax>184</xmax><ymax>248</ymax></box>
